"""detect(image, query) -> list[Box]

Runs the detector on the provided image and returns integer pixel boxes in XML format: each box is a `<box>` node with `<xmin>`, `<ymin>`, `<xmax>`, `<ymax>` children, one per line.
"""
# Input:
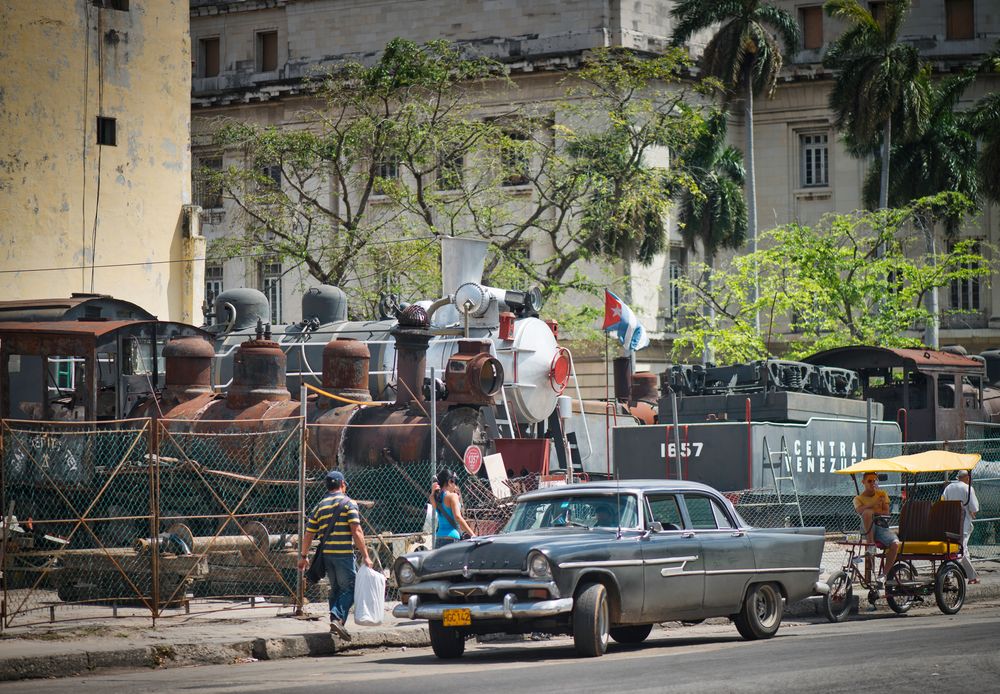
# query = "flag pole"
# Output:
<box><xmin>605</xmin><ymin>330</ymin><xmax>611</xmax><ymax>479</ymax></box>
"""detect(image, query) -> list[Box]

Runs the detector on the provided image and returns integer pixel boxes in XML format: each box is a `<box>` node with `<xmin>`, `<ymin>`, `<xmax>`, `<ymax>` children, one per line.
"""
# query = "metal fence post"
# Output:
<box><xmin>296</xmin><ymin>384</ymin><xmax>307</xmax><ymax>615</ymax></box>
<box><xmin>1</xmin><ymin>422</ymin><xmax>7</xmax><ymax>635</ymax></box>
<box><xmin>150</xmin><ymin>417</ymin><xmax>159</xmax><ymax>626</ymax></box>
<box><xmin>430</xmin><ymin>368</ymin><xmax>437</xmax><ymax>541</ymax></box>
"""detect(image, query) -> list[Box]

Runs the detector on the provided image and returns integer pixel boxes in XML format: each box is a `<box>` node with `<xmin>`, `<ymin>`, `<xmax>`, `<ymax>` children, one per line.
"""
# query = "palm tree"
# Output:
<box><xmin>967</xmin><ymin>44</ymin><xmax>1000</xmax><ymax>205</ymax></box>
<box><xmin>823</xmin><ymin>0</ymin><xmax>930</xmax><ymax>210</ymax></box>
<box><xmin>861</xmin><ymin>73</ymin><xmax>978</xmax><ymax>210</ymax></box>
<box><xmin>675</xmin><ymin>113</ymin><xmax>749</xmax><ymax>362</ymax></box>
<box><xmin>676</xmin><ymin>113</ymin><xmax>749</xmax><ymax>264</ymax></box>
<box><xmin>671</xmin><ymin>0</ymin><xmax>800</xmax><ymax>333</ymax></box>
<box><xmin>861</xmin><ymin>72</ymin><xmax>979</xmax><ymax>347</ymax></box>
<box><xmin>969</xmin><ymin>91</ymin><xmax>1000</xmax><ymax>205</ymax></box>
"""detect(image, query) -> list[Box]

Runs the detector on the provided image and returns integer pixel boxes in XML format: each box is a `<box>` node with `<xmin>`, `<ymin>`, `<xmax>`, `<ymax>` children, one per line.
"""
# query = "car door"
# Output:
<box><xmin>640</xmin><ymin>493</ymin><xmax>704</xmax><ymax>621</ymax></box>
<box><xmin>682</xmin><ymin>493</ymin><xmax>755</xmax><ymax>615</ymax></box>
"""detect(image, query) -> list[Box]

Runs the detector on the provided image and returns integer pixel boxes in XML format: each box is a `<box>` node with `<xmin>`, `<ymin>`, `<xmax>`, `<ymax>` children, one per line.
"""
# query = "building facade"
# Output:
<box><xmin>0</xmin><ymin>1</ymin><xmax>203</xmax><ymax>323</ymax></box>
<box><xmin>189</xmin><ymin>0</ymin><xmax>688</xmax><ymax>360</ymax></box>
<box><xmin>191</xmin><ymin>0</ymin><xmax>1000</xmax><ymax>360</ymax></box>
<box><xmin>747</xmin><ymin>0</ymin><xmax>1000</xmax><ymax>351</ymax></box>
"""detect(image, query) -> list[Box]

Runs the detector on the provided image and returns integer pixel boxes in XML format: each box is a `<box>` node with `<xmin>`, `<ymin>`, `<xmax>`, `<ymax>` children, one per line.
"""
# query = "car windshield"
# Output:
<box><xmin>502</xmin><ymin>493</ymin><xmax>640</xmax><ymax>532</ymax></box>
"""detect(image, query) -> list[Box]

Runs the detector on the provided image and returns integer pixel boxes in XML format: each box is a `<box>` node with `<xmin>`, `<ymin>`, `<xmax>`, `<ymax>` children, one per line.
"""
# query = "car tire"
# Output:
<box><xmin>609</xmin><ymin>623</ymin><xmax>653</xmax><ymax>644</ymax></box>
<box><xmin>934</xmin><ymin>562</ymin><xmax>965</xmax><ymax>615</ymax></box>
<box><xmin>573</xmin><ymin>582</ymin><xmax>610</xmax><ymax>657</ymax></box>
<box><xmin>823</xmin><ymin>570</ymin><xmax>853</xmax><ymax>623</ymax></box>
<box><xmin>428</xmin><ymin>620</ymin><xmax>466</xmax><ymax>659</ymax></box>
<box><xmin>733</xmin><ymin>582</ymin><xmax>783</xmax><ymax>640</ymax></box>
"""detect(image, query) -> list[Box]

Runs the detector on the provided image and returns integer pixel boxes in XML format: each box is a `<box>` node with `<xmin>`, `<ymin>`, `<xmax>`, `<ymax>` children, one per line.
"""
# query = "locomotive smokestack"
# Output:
<box><xmin>613</xmin><ymin>356</ymin><xmax>632</xmax><ymax>402</ymax></box>
<box><xmin>391</xmin><ymin>304</ymin><xmax>432</xmax><ymax>408</ymax></box>
<box><xmin>162</xmin><ymin>336</ymin><xmax>215</xmax><ymax>405</ymax></box>
<box><xmin>227</xmin><ymin>334</ymin><xmax>291</xmax><ymax>408</ymax></box>
<box><xmin>321</xmin><ymin>338</ymin><xmax>372</xmax><ymax>407</ymax></box>
<box><xmin>630</xmin><ymin>372</ymin><xmax>659</xmax><ymax>404</ymax></box>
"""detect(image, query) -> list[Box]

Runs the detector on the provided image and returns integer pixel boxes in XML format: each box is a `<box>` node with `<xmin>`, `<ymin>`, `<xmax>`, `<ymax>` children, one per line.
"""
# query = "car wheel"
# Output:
<box><xmin>733</xmin><ymin>582</ymin><xmax>783</xmax><ymax>640</ymax></box>
<box><xmin>428</xmin><ymin>620</ymin><xmax>466</xmax><ymax>659</ymax></box>
<box><xmin>823</xmin><ymin>570</ymin><xmax>853</xmax><ymax>623</ymax></box>
<box><xmin>573</xmin><ymin>582</ymin><xmax>610</xmax><ymax>657</ymax></box>
<box><xmin>609</xmin><ymin>623</ymin><xmax>653</xmax><ymax>644</ymax></box>
<box><xmin>934</xmin><ymin>562</ymin><xmax>966</xmax><ymax>615</ymax></box>
<box><xmin>885</xmin><ymin>562</ymin><xmax>916</xmax><ymax>614</ymax></box>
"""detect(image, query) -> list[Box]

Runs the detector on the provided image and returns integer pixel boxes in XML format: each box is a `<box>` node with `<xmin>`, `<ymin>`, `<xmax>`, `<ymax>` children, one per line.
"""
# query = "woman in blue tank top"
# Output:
<box><xmin>432</xmin><ymin>469</ymin><xmax>475</xmax><ymax>549</ymax></box>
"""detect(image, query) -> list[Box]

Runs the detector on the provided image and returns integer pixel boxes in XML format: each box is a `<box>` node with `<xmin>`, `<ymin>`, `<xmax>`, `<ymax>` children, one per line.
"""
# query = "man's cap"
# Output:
<box><xmin>956</xmin><ymin>469</ymin><xmax>970</xmax><ymax>478</ymax></box>
<box><xmin>325</xmin><ymin>470</ymin><xmax>345</xmax><ymax>484</ymax></box>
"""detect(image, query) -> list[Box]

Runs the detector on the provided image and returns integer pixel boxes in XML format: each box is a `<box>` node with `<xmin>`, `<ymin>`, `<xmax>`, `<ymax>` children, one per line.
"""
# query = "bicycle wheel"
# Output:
<box><xmin>885</xmin><ymin>562</ymin><xmax>916</xmax><ymax>614</ymax></box>
<box><xmin>934</xmin><ymin>562</ymin><xmax>966</xmax><ymax>615</ymax></box>
<box><xmin>824</xmin><ymin>570</ymin><xmax>853</xmax><ymax>623</ymax></box>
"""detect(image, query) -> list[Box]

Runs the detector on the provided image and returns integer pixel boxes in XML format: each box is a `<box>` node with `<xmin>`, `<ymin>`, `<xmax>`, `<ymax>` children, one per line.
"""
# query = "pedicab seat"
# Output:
<box><xmin>897</xmin><ymin>499</ymin><xmax>964</xmax><ymax>557</ymax></box>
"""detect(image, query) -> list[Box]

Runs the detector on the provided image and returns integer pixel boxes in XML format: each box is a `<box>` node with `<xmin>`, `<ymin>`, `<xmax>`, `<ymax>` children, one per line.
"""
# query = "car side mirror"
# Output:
<box><xmin>648</xmin><ymin>521</ymin><xmax>664</xmax><ymax>533</ymax></box>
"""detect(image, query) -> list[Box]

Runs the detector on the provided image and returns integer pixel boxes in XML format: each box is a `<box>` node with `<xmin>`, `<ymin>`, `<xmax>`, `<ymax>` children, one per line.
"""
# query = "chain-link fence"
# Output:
<box><xmin>153</xmin><ymin>416</ymin><xmax>303</xmax><ymax>616</ymax></box>
<box><xmin>1</xmin><ymin>418</ymin><xmax>155</xmax><ymax>628</ymax></box>
<box><xmin>2</xmin><ymin>416</ymin><xmax>523</xmax><ymax>627</ymax></box>
<box><xmin>6</xmin><ymin>415</ymin><xmax>998</xmax><ymax>629</ymax></box>
<box><xmin>727</xmin><ymin>437</ymin><xmax>1000</xmax><ymax>576</ymax></box>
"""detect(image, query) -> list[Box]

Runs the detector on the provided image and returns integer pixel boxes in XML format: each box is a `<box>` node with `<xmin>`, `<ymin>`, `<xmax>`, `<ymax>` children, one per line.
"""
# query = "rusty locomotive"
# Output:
<box><xmin>0</xmin><ymin>241</ymin><xmax>575</xmax><ymax>477</ymax></box>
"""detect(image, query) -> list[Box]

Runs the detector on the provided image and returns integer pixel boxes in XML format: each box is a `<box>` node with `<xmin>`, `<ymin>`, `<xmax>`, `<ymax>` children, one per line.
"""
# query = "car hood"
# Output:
<box><xmin>417</xmin><ymin>528</ymin><xmax>641</xmax><ymax>576</ymax></box>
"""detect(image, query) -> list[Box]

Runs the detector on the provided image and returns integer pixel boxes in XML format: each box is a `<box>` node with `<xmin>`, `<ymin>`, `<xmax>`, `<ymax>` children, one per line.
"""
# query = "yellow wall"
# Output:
<box><xmin>0</xmin><ymin>1</ymin><xmax>201</xmax><ymax>322</ymax></box>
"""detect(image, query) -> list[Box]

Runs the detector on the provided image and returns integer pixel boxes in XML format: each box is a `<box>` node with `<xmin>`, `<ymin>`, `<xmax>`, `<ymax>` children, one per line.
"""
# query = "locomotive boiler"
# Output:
<box><xmin>204</xmin><ymin>237</ymin><xmax>570</xmax><ymax>431</ymax></box>
<box><xmin>151</xmin><ymin>305</ymin><xmax>511</xmax><ymax>471</ymax></box>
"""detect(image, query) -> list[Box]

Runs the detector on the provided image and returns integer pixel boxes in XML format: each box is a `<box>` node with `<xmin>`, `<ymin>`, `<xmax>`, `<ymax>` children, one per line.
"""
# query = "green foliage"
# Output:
<box><xmin>209</xmin><ymin>38</ymin><xmax>507</xmax><ymax>304</ymax></box>
<box><xmin>672</xmin><ymin>194</ymin><xmax>991</xmax><ymax>362</ymax></box>
<box><xmin>674</xmin><ymin>111</ymin><xmax>748</xmax><ymax>260</ymax></box>
<box><xmin>208</xmin><ymin>39</ymin><xmax>714</xmax><ymax>333</ymax></box>
<box><xmin>823</xmin><ymin>0</ymin><xmax>930</xmax><ymax>155</ymax></box>
<box><xmin>968</xmin><ymin>43</ymin><xmax>1000</xmax><ymax>205</ymax></box>
<box><xmin>862</xmin><ymin>71</ymin><xmax>979</xmax><ymax>221</ymax></box>
<box><xmin>670</xmin><ymin>0</ymin><xmax>800</xmax><ymax>99</ymax></box>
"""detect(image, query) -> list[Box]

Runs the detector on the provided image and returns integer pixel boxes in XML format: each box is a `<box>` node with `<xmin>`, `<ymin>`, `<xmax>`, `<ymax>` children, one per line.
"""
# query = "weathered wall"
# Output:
<box><xmin>0</xmin><ymin>1</ymin><xmax>199</xmax><ymax>322</ymax></box>
<box><xmin>735</xmin><ymin>1</ymin><xmax>1000</xmax><ymax>333</ymax></box>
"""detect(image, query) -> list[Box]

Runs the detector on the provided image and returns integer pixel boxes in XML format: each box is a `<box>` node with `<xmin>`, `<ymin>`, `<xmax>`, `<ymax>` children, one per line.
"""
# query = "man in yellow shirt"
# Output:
<box><xmin>854</xmin><ymin>472</ymin><xmax>901</xmax><ymax>582</ymax></box>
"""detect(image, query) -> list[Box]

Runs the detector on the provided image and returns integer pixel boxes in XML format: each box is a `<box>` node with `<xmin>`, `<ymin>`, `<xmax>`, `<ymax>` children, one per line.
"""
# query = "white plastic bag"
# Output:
<box><xmin>353</xmin><ymin>564</ymin><xmax>387</xmax><ymax>626</ymax></box>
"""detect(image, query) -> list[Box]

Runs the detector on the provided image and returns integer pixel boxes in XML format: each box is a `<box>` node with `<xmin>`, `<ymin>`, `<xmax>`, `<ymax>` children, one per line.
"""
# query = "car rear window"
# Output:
<box><xmin>646</xmin><ymin>494</ymin><xmax>683</xmax><ymax>530</ymax></box>
<box><xmin>684</xmin><ymin>495</ymin><xmax>735</xmax><ymax>529</ymax></box>
<box><xmin>685</xmin><ymin>496</ymin><xmax>718</xmax><ymax>529</ymax></box>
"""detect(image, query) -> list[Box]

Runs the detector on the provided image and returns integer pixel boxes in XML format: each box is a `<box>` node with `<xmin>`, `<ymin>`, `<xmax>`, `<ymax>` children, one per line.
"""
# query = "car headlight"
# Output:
<box><xmin>527</xmin><ymin>551</ymin><xmax>551</xmax><ymax>578</ymax></box>
<box><xmin>397</xmin><ymin>560</ymin><xmax>417</xmax><ymax>586</ymax></box>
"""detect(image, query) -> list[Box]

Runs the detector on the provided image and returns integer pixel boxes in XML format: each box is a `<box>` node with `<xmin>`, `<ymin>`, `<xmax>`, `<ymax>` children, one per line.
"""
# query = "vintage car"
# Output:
<box><xmin>392</xmin><ymin>480</ymin><xmax>826</xmax><ymax>658</ymax></box>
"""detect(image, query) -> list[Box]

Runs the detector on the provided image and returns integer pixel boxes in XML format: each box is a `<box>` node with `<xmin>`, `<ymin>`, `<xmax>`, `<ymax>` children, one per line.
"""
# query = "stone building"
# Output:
<box><xmin>190</xmin><ymin>0</ymin><xmax>1000</xmax><ymax>366</ymax></box>
<box><xmin>189</xmin><ymin>0</ymin><xmax>689</xmax><ymax>383</ymax></box>
<box><xmin>0</xmin><ymin>1</ymin><xmax>204</xmax><ymax>323</ymax></box>
<box><xmin>740</xmin><ymin>0</ymin><xmax>1000</xmax><ymax>351</ymax></box>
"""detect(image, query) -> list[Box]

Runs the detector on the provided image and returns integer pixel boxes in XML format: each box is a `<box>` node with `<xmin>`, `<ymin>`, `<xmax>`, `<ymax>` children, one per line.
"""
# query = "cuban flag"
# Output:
<box><xmin>602</xmin><ymin>289</ymin><xmax>650</xmax><ymax>352</ymax></box>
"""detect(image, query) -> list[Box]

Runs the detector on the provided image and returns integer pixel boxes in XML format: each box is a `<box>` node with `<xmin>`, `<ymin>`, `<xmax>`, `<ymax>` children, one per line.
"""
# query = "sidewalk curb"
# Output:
<box><xmin>0</xmin><ymin>627</ymin><xmax>430</xmax><ymax>682</ymax></box>
<box><xmin>787</xmin><ymin>578</ymin><xmax>1000</xmax><ymax>617</ymax></box>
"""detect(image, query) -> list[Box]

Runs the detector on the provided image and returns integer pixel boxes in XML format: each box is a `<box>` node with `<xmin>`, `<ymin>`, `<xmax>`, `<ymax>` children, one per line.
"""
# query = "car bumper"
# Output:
<box><xmin>393</xmin><ymin>593</ymin><xmax>574</xmax><ymax>621</ymax></box>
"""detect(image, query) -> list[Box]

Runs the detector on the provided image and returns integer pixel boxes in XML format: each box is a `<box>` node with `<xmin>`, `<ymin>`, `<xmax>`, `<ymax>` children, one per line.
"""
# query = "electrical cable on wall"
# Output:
<box><xmin>90</xmin><ymin>8</ymin><xmax>106</xmax><ymax>293</ymax></box>
<box><xmin>81</xmin><ymin>4</ymin><xmax>92</xmax><ymax>292</ymax></box>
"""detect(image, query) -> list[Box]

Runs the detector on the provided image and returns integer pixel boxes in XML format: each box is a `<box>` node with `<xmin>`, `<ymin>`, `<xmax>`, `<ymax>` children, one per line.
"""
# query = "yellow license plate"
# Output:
<box><xmin>442</xmin><ymin>608</ymin><xmax>471</xmax><ymax>627</ymax></box>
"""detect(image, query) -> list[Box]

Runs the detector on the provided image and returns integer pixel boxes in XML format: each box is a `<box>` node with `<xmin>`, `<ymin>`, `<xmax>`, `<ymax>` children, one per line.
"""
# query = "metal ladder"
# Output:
<box><xmin>761</xmin><ymin>436</ymin><xmax>805</xmax><ymax>527</ymax></box>
<box><xmin>481</xmin><ymin>382</ymin><xmax>520</xmax><ymax>440</ymax></box>
<box><xmin>494</xmin><ymin>384</ymin><xmax>520</xmax><ymax>439</ymax></box>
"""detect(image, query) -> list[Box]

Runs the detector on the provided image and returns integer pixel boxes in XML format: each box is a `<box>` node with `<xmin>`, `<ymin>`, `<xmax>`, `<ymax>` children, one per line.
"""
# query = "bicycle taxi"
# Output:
<box><xmin>824</xmin><ymin>450</ymin><xmax>977</xmax><ymax>622</ymax></box>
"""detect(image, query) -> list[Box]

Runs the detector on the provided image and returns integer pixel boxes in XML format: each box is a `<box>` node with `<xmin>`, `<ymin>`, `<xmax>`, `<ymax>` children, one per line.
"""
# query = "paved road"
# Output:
<box><xmin>6</xmin><ymin>605</ymin><xmax>999</xmax><ymax>693</ymax></box>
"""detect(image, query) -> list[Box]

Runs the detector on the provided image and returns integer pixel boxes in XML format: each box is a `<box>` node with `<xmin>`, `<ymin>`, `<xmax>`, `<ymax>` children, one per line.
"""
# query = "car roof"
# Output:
<box><xmin>518</xmin><ymin>479</ymin><xmax>719</xmax><ymax>502</ymax></box>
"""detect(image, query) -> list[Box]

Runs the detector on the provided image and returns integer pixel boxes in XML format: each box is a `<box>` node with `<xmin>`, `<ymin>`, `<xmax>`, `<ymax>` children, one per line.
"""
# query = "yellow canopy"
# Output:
<box><xmin>835</xmin><ymin>450</ymin><xmax>981</xmax><ymax>475</ymax></box>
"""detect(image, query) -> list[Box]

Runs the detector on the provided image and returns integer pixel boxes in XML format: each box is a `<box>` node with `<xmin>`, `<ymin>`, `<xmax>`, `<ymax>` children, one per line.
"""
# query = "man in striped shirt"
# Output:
<box><xmin>297</xmin><ymin>470</ymin><xmax>373</xmax><ymax>640</ymax></box>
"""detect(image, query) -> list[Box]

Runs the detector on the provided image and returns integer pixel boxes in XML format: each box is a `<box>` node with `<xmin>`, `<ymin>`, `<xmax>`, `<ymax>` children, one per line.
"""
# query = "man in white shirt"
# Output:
<box><xmin>941</xmin><ymin>470</ymin><xmax>979</xmax><ymax>583</ymax></box>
